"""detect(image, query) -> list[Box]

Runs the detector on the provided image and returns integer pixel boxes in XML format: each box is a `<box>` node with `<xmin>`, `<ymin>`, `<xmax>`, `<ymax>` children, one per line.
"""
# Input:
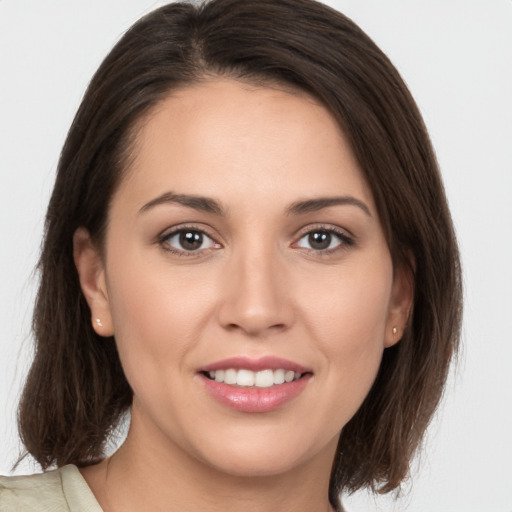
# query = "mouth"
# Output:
<box><xmin>202</xmin><ymin>368</ymin><xmax>305</xmax><ymax>388</ymax></box>
<box><xmin>198</xmin><ymin>356</ymin><xmax>312</xmax><ymax>412</ymax></box>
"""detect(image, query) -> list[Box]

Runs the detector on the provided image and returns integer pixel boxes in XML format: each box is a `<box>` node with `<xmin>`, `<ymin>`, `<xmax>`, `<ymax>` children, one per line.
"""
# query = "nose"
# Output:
<box><xmin>217</xmin><ymin>247</ymin><xmax>294</xmax><ymax>337</ymax></box>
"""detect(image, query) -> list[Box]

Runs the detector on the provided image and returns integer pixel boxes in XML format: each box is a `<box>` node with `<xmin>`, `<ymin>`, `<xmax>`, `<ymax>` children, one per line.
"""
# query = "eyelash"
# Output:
<box><xmin>293</xmin><ymin>225</ymin><xmax>354</xmax><ymax>256</ymax></box>
<box><xmin>158</xmin><ymin>224</ymin><xmax>220</xmax><ymax>257</ymax></box>
<box><xmin>157</xmin><ymin>224</ymin><xmax>354</xmax><ymax>257</ymax></box>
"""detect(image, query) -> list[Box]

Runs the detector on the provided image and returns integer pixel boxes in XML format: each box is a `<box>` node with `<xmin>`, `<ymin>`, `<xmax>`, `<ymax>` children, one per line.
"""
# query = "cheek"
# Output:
<box><xmin>298</xmin><ymin>254</ymin><xmax>393</xmax><ymax>399</ymax></box>
<box><xmin>103</xmin><ymin>255</ymin><xmax>206</xmax><ymax>381</ymax></box>
<box><xmin>103</xmin><ymin>248</ymin><xmax>228</xmax><ymax>391</ymax></box>
<box><xmin>301</xmin><ymin>255</ymin><xmax>393</xmax><ymax>343</ymax></box>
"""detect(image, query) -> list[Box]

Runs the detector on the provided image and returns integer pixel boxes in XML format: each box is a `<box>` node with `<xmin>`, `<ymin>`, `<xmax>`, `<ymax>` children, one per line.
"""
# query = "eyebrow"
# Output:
<box><xmin>139</xmin><ymin>192</ymin><xmax>224</xmax><ymax>215</ymax></box>
<box><xmin>287</xmin><ymin>196</ymin><xmax>372</xmax><ymax>217</ymax></box>
<box><xmin>139</xmin><ymin>192</ymin><xmax>371</xmax><ymax>218</ymax></box>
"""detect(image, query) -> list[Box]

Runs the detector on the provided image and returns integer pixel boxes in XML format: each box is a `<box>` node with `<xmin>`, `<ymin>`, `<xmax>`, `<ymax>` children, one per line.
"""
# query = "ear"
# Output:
<box><xmin>73</xmin><ymin>227</ymin><xmax>114</xmax><ymax>337</ymax></box>
<box><xmin>384</xmin><ymin>258</ymin><xmax>415</xmax><ymax>348</ymax></box>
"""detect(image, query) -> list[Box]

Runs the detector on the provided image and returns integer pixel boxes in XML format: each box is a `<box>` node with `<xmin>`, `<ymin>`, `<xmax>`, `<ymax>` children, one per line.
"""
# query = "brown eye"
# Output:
<box><xmin>162</xmin><ymin>229</ymin><xmax>217</xmax><ymax>253</ymax></box>
<box><xmin>296</xmin><ymin>228</ymin><xmax>352</xmax><ymax>252</ymax></box>
<box><xmin>308</xmin><ymin>231</ymin><xmax>332</xmax><ymax>250</ymax></box>
<box><xmin>179</xmin><ymin>231</ymin><xmax>204</xmax><ymax>250</ymax></box>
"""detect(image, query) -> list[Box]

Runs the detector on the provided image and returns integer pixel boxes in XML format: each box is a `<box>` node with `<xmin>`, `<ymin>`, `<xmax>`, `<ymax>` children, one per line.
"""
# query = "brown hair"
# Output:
<box><xmin>18</xmin><ymin>0</ymin><xmax>462</xmax><ymax>508</ymax></box>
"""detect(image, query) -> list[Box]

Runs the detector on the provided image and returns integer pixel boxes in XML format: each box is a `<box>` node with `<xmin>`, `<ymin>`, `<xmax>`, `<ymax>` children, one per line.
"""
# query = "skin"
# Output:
<box><xmin>74</xmin><ymin>78</ymin><xmax>413</xmax><ymax>512</ymax></box>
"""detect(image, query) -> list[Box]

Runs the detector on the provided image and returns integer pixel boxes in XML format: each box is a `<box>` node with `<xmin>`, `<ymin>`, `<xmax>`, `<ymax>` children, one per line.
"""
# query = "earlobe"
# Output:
<box><xmin>384</xmin><ymin>260</ymin><xmax>415</xmax><ymax>348</ymax></box>
<box><xmin>73</xmin><ymin>227</ymin><xmax>114</xmax><ymax>337</ymax></box>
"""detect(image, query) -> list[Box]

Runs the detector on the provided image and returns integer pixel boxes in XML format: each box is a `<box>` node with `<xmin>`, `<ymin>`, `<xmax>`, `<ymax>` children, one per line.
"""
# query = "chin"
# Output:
<box><xmin>188</xmin><ymin>427</ymin><xmax>339</xmax><ymax>480</ymax></box>
<box><xmin>204</xmin><ymin>451</ymin><xmax>307</xmax><ymax>479</ymax></box>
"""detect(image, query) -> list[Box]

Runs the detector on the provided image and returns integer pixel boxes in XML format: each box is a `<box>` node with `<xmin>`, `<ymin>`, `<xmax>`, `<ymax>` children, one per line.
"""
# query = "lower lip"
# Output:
<box><xmin>200</xmin><ymin>374</ymin><xmax>311</xmax><ymax>413</ymax></box>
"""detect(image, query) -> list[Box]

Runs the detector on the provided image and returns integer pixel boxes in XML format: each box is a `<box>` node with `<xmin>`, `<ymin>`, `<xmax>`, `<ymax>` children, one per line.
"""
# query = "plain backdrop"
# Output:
<box><xmin>1</xmin><ymin>1</ymin><xmax>511</xmax><ymax>511</ymax></box>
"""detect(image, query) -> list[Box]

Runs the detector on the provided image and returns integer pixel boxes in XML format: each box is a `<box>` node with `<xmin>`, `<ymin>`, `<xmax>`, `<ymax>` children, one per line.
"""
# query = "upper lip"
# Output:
<box><xmin>200</xmin><ymin>356</ymin><xmax>310</xmax><ymax>374</ymax></box>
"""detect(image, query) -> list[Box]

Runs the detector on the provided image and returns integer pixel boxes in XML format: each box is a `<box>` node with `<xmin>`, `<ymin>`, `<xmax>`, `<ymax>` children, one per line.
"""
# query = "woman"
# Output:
<box><xmin>0</xmin><ymin>0</ymin><xmax>462</xmax><ymax>510</ymax></box>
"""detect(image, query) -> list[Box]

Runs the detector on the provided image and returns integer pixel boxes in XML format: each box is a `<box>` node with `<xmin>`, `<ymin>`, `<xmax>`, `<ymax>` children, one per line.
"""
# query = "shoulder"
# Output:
<box><xmin>0</xmin><ymin>467</ymin><xmax>68</xmax><ymax>511</ymax></box>
<box><xmin>0</xmin><ymin>465</ymin><xmax>103</xmax><ymax>512</ymax></box>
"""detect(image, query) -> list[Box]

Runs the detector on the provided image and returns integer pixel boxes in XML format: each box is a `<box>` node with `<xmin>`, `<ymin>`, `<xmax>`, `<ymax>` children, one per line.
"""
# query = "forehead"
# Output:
<box><xmin>115</xmin><ymin>78</ymin><xmax>375</xmax><ymax>215</ymax></box>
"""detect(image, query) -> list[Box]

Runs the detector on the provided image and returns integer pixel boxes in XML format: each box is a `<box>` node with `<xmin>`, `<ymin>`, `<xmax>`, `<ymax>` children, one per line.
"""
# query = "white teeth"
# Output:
<box><xmin>285</xmin><ymin>370</ymin><xmax>295</xmax><ymax>383</ymax></box>
<box><xmin>206</xmin><ymin>368</ymin><xmax>303</xmax><ymax>387</ymax></box>
<box><xmin>224</xmin><ymin>368</ymin><xmax>237</xmax><ymax>385</ymax></box>
<box><xmin>254</xmin><ymin>369</ymin><xmax>274</xmax><ymax>388</ymax></box>
<box><xmin>273</xmin><ymin>369</ymin><xmax>285</xmax><ymax>385</ymax></box>
<box><xmin>237</xmin><ymin>369</ymin><xmax>255</xmax><ymax>387</ymax></box>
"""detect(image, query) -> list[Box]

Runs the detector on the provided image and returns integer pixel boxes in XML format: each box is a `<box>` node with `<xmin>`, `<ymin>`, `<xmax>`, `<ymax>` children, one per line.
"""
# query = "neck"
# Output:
<box><xmin>81</xmin><ymin>411</ymin><xmax>339</xmax><ymax>512</ymax></box>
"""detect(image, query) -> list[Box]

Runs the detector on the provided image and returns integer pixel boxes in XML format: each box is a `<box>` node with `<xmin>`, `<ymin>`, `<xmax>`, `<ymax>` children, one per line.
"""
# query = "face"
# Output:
<box><xmin>76</xmin><ymin>78</ymin><xmax>410</xmax><ymax>479</ymax></box>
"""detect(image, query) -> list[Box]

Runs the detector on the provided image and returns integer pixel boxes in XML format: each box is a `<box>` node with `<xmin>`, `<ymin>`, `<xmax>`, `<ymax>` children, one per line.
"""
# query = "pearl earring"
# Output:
<box><xmin>95</xmin><ymin>318</ymin><xmax>103</xmax><ymax>327</ymax></box>
<box><xmin>392</xmin><ymin>326</ymin><xmax>397</xmax><ymax>335</ymax></box>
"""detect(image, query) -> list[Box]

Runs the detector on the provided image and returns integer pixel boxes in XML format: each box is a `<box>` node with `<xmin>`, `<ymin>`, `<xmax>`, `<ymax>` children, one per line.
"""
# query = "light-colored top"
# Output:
<box><xmin>1</xmin><ymin>465</ymin><xmax>348</xmax><ymax>511</ymax></box>
<box><xmin>0</xmin><ymin>464</ymin><xmax>103</xmax><ymax>512</ymax></box>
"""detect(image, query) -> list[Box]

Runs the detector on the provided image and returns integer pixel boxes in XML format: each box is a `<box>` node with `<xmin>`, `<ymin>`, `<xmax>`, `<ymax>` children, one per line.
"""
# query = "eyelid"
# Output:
<box><xmin>157</xmin><ymin>223</ymin><xmax>222</xmax><ymax>255</ymax></box>
<box><xmin>291</xmin><ymin>224</ymin><xmax>355</xmax><ymax>253</ymax></box>
<box><xmin>155</xmin><ymin>222</ymin><xmax>354</xmax><ymax>257</ymax></box>
<box><xmin>294</xmin><ymin>222</ymin><xmax>354</xmax><ymax>239</ymax></box>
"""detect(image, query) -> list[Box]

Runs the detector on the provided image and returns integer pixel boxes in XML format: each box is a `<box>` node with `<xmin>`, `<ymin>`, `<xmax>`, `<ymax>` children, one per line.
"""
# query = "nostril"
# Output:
<box><xmin>224</xmin><ymin>323</ymin><xmax>288</xmax><ymax>338</ymax></box>
<box><xmin>217</xmin><ymin>279</ymin><xmax>294</xmax><ymax>335</ymax></box>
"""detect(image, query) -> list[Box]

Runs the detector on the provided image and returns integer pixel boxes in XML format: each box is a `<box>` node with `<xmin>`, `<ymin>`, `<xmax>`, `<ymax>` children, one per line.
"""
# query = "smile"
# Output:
<box><xmin>205</xmin><ymin>368</ymin><xmax>303</xmax><ymax>388</ymax></box>
<box><xmin>199</xmin><ymin>357</ymin><xmax>311</xmax><ymax>413</ymax></box>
